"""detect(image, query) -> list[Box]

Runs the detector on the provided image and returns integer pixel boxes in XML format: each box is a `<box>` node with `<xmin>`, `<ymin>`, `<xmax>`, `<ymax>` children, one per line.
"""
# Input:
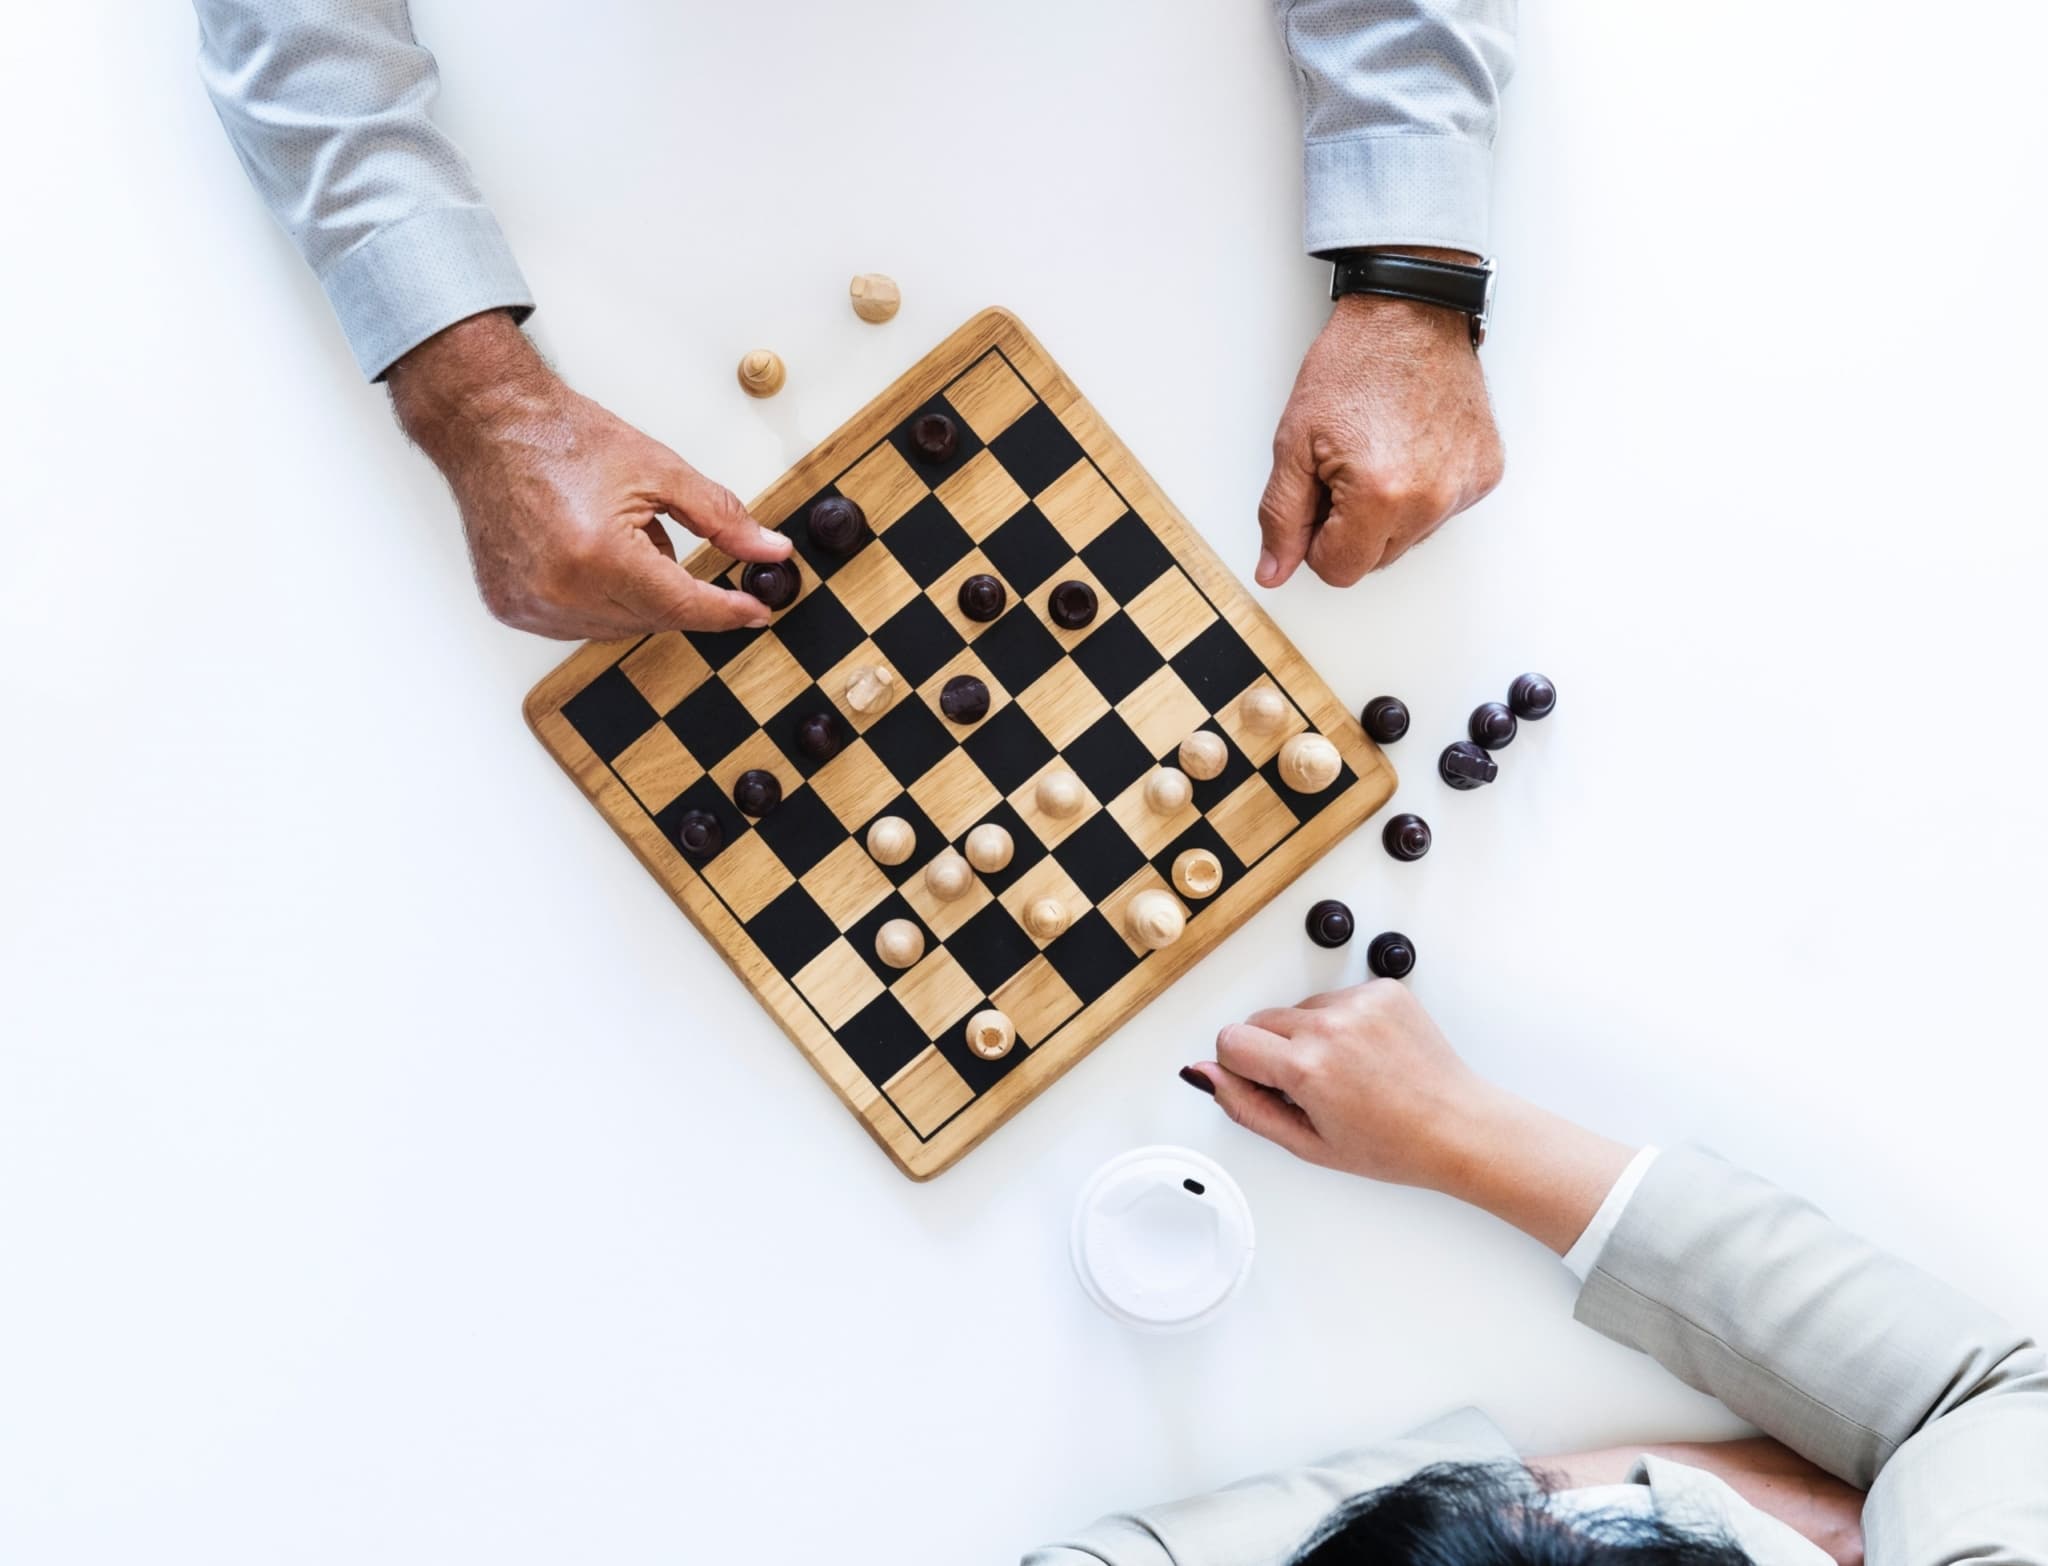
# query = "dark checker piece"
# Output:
<box><xmin>939</xmin><ymin>675</ymin><xmax>991</xmax><ymax>725</ymax></box>
<box><xmin>1367</xmin><ymin>931</ymin><xmax>1417</xmax><ymax>980</ymax></box>
<box><xmin>958</xmin><ymin>573</ymin><xmax>1007</xmax><ymax>622</ymax></box>
<box><xmin>807</xmin><ymin>495</ymin><xmax>868</xmax><ymax>557</ymax></box>
<box><xmin>741</xmin><ymin>558</ymin><xmax>801</xmax><ymax>610</ymax></box>
<box><xmin>1305</xmin><ymin>898</ymin><xmax>1354</xmax><ymax>948</ymax></box>
<box><xmin>1509</xmin><ymin>672</ymin><xmax>1557</xmax><ymax>721</ymax></box>
<box><xmin>674</xmin><ymin>809</ymin><xmax>724</xmax><ymax>863</ymax></box>
<box><xmin>1048</xmin><ymin>579</ymin><xmax>1098</xmax><ymax>629</ymax></box>
<box><xmin>796</xmin><ymin>710</ymin><xmax>844</xmax><ymax>762</ymax></box>
<box><xmin>733</xmin><ymin>768</ymin><xmax>782</xmax><ymax>817</ymax></box>
<box><xmin>1382</xmin><ymin>812</ymin><xmax>1432</xmax><ymax>861</ymax></box>
<box><xmin>1361</xmin><ymin>695</ymin><xmax>1410</xmax><ymax>746</ymax></box>
<box><xmin>1439</xmin><ymin>741</ymin><xmax>1498</xmax><ymax>790</ymax></box>
<box><xmin>1468</xmin><ymin>701</ymin><xmax>1518</xmax><ymax>751</ymax></box>
<box><xmin>909</xmin><ymin>411</ymin><xmax>959</xmax><ymax>464</ymax></box>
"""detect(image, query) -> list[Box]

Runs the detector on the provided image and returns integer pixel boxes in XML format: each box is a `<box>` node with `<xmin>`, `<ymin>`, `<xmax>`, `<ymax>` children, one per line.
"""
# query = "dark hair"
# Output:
<box><xmin>1290</xmin><ymin>1462</ymin><xmax>1754</xmax><ymax>1566</ymax></box>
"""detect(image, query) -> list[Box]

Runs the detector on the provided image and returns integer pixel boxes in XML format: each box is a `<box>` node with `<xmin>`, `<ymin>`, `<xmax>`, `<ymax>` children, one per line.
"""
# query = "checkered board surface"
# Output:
<box><xmin>526</xmin><ymin>310</ymin><xmax>1395</xmax><ymax>1178</ymax></box>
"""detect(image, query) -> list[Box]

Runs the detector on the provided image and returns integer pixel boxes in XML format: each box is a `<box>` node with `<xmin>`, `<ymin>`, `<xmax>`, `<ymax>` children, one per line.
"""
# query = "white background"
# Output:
<box><xmin>3</xmin><ymin>3</ymin><xmax>2045</xmax><ymax>1561</ymax></box>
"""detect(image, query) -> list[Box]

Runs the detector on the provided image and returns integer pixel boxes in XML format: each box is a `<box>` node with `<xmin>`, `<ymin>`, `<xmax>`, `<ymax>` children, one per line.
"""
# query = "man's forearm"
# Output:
<box><xmin>386</xmin><ymin>310</ymin><xmax>555</xmax><ymax>467</ymax></box>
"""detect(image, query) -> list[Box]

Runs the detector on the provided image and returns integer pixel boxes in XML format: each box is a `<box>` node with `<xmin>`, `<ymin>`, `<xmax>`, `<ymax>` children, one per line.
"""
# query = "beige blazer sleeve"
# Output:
<box><xmin>1575</xmin><ymin>1145</ymin><xmax>2048</xmax><ymax>1566</ymax></box>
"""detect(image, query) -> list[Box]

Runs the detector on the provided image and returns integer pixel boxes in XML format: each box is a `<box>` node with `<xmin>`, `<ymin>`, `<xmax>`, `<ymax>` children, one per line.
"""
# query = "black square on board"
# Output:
<box><xmin>1043</xmin><ymin>910</ymin><xmax>1142</xmax><ymax>1005</ymax></box>
<box><xmin>684</xmin><ymin>620</ymin><xmax>763</xmax><ymax>672</ymax></box>
<box><xmin>1171</xmin><ymin>619</ymin><xmax>1265</xmax><ymax>708</ymax></box>
<box><xmin>1173</xmin><ymin>721</ymin><xmax>1256</xmax><ymax>813</ymax></box>
<box><xmin>762</xmin><ymin>687</ymin><xmax>844</xmax><ymax>779</ymax></box>
<box><xmin>752</xmin><ymin>783</ymin><xmax>846</xmax><ymax>879</ymax></box>
<box><xmin>990</xmin><ymin>402</ymin><xmax>1090</xmax><ymax>499</ymax></box>
<box><xmin>845</xmin><ymin>891</ymin><xmax>929</xmax><ymax>984</ymax></box>
<box><xmin>863</xmin><ymin>697</ymin><xmax>956</xmax><ymax>788</ymax></box>
<box><xmin>839</xmin><ymin>991</ymin><xmax>931</xmax><ymax>1093</ymax></box>
<box><xmin>774</xmin><ymin>587</ymin><xmax>865</xmax><ymax>678</ymax></box>
<box><xmin>666</xmin><ymin>677</ymin><xmax>758</xmax><ymax>768</ymax></box>
<box><xmin>652</xmin><ymin>774</ymin><xmax>750</xmax><ymax>867</ymax></box>
<box><xmin>858</xmin><ymin>794</ymin><xmax>948</xmax><ymax>888</ymax></box>
<box><xmin>881</xmin><ymin>495</ymin><xmax>975</xmax><ymax>587</ymax></box>
<box><xmin>745</xmin><ymin>884</ymin><xmax>839</xmax><ymax>976</ymax></box>
<box><xmin>1080</xmin><ymin>512</ymin><xmax>1173</xmax><ymax>601</ymax></box>
<box><xmin>945</xmin><ymin>902</ymin><xmax>1040</xmax><ymax>995</ymax></box>
<box><xmin>1261</xmin><ymin>754</ymin><xmax>1356</xmax><ymax>826</ymax></box>
<box><xmin>971</xmin><ymin>605</ymin><xmax>1064</xmax><ymax>695</ymax></box>
<box><xmin>1070</xmin><ymin>612</ymin><xmax>1165</xmax><ymax>704</ymax></box>
<box><xmin>561</xmin><ymin>664</ymin><xmax>658</xmax><ymax>763</ymax></box>
<box><xmin>961</xmin><ymin>704</ymin><xmax>1057</xmax><ymax>797</ymax></box>
<box><xmin>1149</xmin><ymin>817</ymin><xmax>1247</xmax><ymax>916</ymax></box>
<box><xmin>937</xmin><ymin>1004</ymin><xmax>1032</xmax><ymax>1095</ymax></box>
<box><xmin>980</xmin><ymin>504</ymin><xmax>1073</xmax><ymax>595</ymax></box>
<box><xmin>787</xmin><ymin>488</ymin><xmax>869</xmax><ymax>581</ymax></box>
<box><xmin>952</xmin><ymin>797</ymin><xmax>1044</xmax><ymax>895</ymax></box>
<box><xmin>871</xmin><ymin>595</ymin><xmax>966</xmax><ymax>687</ymax></box>
<box><xmin>1057</xmin><ymin>812</ymin><xmax>1147</xmax><ymax>904</ymax></box>
<box><xmin>1064</xmin><ymin>712</ymin><xmax>1154</xmax><ymax>799</ymax></box>
<box><xmin>887</xmin><ymin>395</ymin><xmax>985</xmax><ymax>487</ymax></box>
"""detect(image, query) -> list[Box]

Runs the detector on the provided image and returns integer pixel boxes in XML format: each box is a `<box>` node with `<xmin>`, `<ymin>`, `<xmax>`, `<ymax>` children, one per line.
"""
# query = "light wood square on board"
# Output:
<box><xmin>799</xmin><ymin>838</ymin><xmax>893</xmax><ymax>927</ymax></box>
<box><xmin>1098</xmin><ymin>865</ymin><xmax>1187</xmax><ymax>958</ymax></box>
<box><xmin>993</xmin><ymin>956</ymin><xmax>1083</xmax><ymax>1047</ymax></box>
<box><xmin>935</xmin><ymin>449</ymin><xmax>1030</xmax><ymax>541</ymax></box>
<box><xmin>708</xmin><ymin>728</ymin><xmax>802</xmax><ymax>804</ymax></box>
<box><xmin>621</xmin><ymin>634</ymin><xmax>712</xmax><ymax>714</ymax></box>
<box><xmin>835</xmin><ymin>442</ymin><xmax>929</xmax><ymax>532</ymax></box>
<box><xmin>611</xmin><ymin>722</ymin><xmax>702</xmax><ymax>815</ymax></box>
<box><xmin>891</xmin><ymin>947</ymin><xmax>983</xmax><ymax>1037</ymax></box>
<box><xmin>1217</xmin><ymin>674</ymin><xmax>1308</xmax><ymax>766</ymax></box>
<box><xmin>1013</xmin><ymin>657</ymin><xmax>1110</xmax><ymax>749</ymax></box>
<box><xmin>829</xmin><ymin>545</ymin><xmax>922</xmax><ymax>635</ymax></box>
<box><xmin>944</xmin><ymin>353</ymin><xmax>1036</xmax><ymax>442</ymax></box>
<box><xmin>720</xmin><ymin>635</ymin><xmax>811</xmax><ymax>723</ymax></box>
<box><xmin>906</xmin><ymin>744</ymin><xmax>1003</xmax><ymax>842</ymax></box>
<box><xmin>1025</xmin><ymin>557</ymin><xmax>1116</xmax><ymax>648</ymax></box>
<box><xmin>1105</xmin><ymin>767</ymin><xmax>1203</xmax><ymax>857</ymax></box>
<box><xmin>1122</xmin><ymin>568</ymin><xmax>1217</xmax><ymax>660</ymax></box>
<box><xmin>809</xmin><ymin>739</ymin><xmax>902</xmax><ymax>832</ymax></box>
<box><xmin>882</xmin><ymin>1045</ymin><xmax>974</xmax><ymax>1137</ymax></box>
<box><xmin>1208</xmin><ymin>772</ymin><xmax>1295</xmax><ymax>866</ymax></box>
<box><xmin>926</xmin><ymin>547</ymin><xmax>1011</xmax><ymax>643</ymax></box>
<box><xmin>996</xmin><ymin>854</ymin><xmax>1091</xmax><ymax>949</ymax></box>
<box><xmin>1114</xmin><ymin>664</ymin><xmax>1211</xmax><ymax>757</ymax></box>
<box><xmin>792</xmin><ymin>938</ymin><xmax>886</xmax><ymax>1030</ymax></box>
<box><xmin>915</xmin><ymin>645</ymin><xmax>1011</xmax><ymax>737</ymax></box>
<box><xmin>819</xmin><ymin>638</ymin><xmax>903</xmax><ymax>733</ymax></box>
<box><xmin>900</xmin><ymin>852</ymin><xmax>994</xmax><ymax>939</ymax></box>
<box><xmin>702</xmin><ymin>829</ymin><xmax>796</xmax><ymax>923</ymax></box>
<box><xmin>1007</xmin><ymin>755</ymin><xmax>1103</xmax><ymax>850</ymax></box>
<box><xmin>1034</xmin><ymin>458</ymin><xmax>1125</xmax><ymax>549</ymax></box>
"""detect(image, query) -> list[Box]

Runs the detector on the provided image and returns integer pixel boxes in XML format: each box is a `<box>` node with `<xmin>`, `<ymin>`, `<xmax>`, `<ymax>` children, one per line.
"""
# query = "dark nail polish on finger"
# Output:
<box><xmin>1178</xmin><ymin>1066</ymin><xmax>1216</xmax><ymax>1096</ymax></box>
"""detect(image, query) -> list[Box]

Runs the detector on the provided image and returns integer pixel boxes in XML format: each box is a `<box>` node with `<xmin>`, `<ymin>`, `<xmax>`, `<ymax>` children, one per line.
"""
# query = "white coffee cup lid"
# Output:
<box><xmin>1070</xmin><ymin>1145</ymin><xmax>1255</xmax><ymax>1332</ymax></box>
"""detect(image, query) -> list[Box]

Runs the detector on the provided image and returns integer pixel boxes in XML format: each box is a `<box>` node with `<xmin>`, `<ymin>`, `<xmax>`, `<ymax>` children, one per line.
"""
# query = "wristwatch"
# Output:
<box><xmin>1328</xmin><ymin>251</ymin><xmax>1495</xmax><ymax>347</ymax></box>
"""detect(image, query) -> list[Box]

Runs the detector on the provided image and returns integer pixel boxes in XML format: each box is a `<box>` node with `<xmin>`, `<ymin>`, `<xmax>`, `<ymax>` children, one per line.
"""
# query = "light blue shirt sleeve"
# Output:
<box><xmin>1274</xmin><ymin>0</ymin><xmax>1517</xmax><ymax>257</ymax></box>
<box><xmin>193</xmin><ymin>0</ymin><xmax>534</xmax><ymax>380</ymax></box>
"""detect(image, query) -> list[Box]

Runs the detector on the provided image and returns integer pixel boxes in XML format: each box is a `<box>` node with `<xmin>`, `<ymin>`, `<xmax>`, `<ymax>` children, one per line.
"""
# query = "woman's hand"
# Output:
<box><xmin>1182</xmin><ymin>980</ymin><xmax>1636</xmax><ymax>1254</ymax></box>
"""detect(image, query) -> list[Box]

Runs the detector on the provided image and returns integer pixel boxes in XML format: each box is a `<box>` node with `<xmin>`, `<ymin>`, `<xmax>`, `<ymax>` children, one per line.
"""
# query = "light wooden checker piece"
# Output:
<box><xmin>526</xmin><ymin>309</ymin><xmax>1395</xmax><ymax>1179</ymax></box>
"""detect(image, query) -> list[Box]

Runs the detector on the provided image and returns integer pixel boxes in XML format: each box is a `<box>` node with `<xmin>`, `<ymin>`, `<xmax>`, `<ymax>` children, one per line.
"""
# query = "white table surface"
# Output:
<box><xmin>4</xmin><ymin>4</ymin><xmax>2045</xmax><ymax>1560</ymax></box>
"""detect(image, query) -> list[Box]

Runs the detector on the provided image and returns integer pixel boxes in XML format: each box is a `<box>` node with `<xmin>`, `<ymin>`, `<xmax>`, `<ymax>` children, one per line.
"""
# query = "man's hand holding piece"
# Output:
<box><xmin>1258</xmin><ymin>257</ymin><xmax>1505</xmax><ymax>589</ymax></box>
<box><xmin>387</xmin><ymin>311</ymin><xmax>789</xmax><ymax>640</ymax></box>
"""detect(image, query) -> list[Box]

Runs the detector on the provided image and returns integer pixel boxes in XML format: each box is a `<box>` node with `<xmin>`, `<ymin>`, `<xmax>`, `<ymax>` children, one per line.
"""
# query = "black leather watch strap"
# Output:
<box><xmin>1329</xmin><ymin>251</ymin><xmax>1494</xmax><ymax>346</ymax></box>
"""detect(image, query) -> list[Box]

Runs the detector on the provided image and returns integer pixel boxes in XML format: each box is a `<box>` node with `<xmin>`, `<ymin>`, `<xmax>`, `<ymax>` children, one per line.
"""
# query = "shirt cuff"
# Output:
<box><xmin>317</xmin><ymin>204</ymin><xmax>537</xmax><ymax>381</ymax></box>
<box><xmin>1301</xmin><ymin>133</ymin><xmax>1495</xmax><ymax>259</ymax></box>
<box><xmin>1562</xmin><ymin>1146</ymin><xmax>1662</xmax><ymax>1282</ymax></box>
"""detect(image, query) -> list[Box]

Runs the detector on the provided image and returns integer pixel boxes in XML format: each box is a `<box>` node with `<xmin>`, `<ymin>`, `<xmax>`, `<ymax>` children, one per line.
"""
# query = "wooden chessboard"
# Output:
<box><xmin>525</xmin><ymin>309</ymin><xmax>1396</xmax><ymax>1178</ymax></box>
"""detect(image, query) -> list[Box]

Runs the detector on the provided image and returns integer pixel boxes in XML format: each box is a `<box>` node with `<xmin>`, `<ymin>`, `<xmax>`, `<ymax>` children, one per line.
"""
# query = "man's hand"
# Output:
<box><xmin>1257</xmin><ymin>261</ymin><xmax>1504</xmax><ymax>589</ymax></box>
<box><xmin>386</xmin><ymin>311</ymin><xmax>788</xmax><ymax>640</ymax></box>
<box><xmin>1184</xmin><ymin>981</ymin><xmax>1633</xmax><ymax>1254</ymax></box>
